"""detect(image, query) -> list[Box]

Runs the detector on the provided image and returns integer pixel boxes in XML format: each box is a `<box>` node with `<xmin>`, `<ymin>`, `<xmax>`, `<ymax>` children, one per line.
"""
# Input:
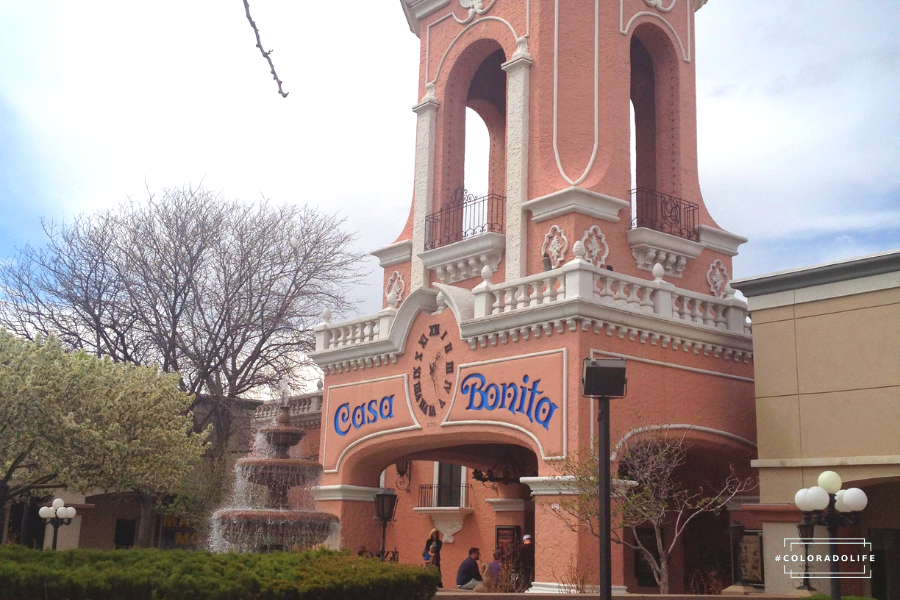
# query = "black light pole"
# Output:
<box><xmin>374</xmin><ymin>488</ymin><xmax>398</xmax><ymax>562</ymax></box>
<box><xmin>795</xmin><ymin>471</ymin><xmax>868</xmax><ymax>600</ymax></box>
<box><xmin>582</xmin><ymin>358</ymin><xmax>627</xmax><ymax>600</ymax></box>
<box><xmin>796</xmin><ymin>522</ymin><xmax>816</xmax><ymax>592</ymax></box>
<box><xmin>38</xmin><ymin>499</ymin><xmax>76</xmax><ymax>551</ymax></box>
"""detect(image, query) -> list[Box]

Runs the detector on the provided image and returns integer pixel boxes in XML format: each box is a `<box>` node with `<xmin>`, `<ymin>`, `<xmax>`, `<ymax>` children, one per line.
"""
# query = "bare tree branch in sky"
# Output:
<box><xmin>0</xmin><ymin>185</ymin><xmax>365</xmax><ymax>448</ymax></box>
<box><xmin>242</xmin><ymin>0</ymin><xmax>289</xmax><ymax>98</ymax></box>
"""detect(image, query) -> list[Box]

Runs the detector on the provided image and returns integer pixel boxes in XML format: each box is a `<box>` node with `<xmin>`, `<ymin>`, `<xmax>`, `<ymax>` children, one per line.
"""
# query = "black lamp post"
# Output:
<box><xmin>795</xmin><ymin>471</ymin><xmax>868</xmax><ymax>600</ymax></box>
<box><xmin>582</xmin><ymin>357</ymin><xmax>627</xmax><ymax>600</ymax></box>
<box><xmin>374</xmin><ymin>488</ymin><xmax>398</xmax><ymax>562</ymax></box>
<box><xmin>38</xmin><ymin>498</ymin><xmax>77</xmax><ymax>551</ymax></box>
<box><xmin>796</xmin><ymin>521</ymin><xmax>817</xmax><ymax>592</ymax></box>
<box><xmin>729</xmin><ymin>521</ymin><xmax>745</xmax><ymax>587</ymax></box>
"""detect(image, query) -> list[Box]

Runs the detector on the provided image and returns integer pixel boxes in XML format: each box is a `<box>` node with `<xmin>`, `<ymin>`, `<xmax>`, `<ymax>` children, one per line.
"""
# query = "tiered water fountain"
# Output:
<box><xmin>211</xmin><ymin>389</ymin><xmax>339</xmax><ymax>552</ymax></box>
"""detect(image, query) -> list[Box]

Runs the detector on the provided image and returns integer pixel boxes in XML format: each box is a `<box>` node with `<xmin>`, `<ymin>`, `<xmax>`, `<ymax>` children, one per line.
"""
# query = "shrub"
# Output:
<box><xmin>0</xmin><ymin>546</ymin><xmax>440</xmax><ymax>600</ymax></box>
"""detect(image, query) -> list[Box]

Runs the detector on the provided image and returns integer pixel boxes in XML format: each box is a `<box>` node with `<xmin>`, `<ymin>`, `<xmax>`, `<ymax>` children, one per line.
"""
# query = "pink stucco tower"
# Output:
<box><xmin>310</xmin><ymin>0</ymin><xmax>757</xmax><ymax>592</ymax></box>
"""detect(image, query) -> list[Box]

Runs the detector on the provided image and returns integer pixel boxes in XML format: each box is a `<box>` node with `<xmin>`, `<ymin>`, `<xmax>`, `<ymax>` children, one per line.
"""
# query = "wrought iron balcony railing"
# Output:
<box><xmin>424</xmin><ymin>187</ymin><xmax>506</xmax><ymax>251</ymax></box>
<box><xmin>632</xmin><ymin>188</ymin><xmax>700</xmax><ymax>242</ymax></box>
<box><xmin>418</xmin><ymin>484</ymin><xmax>472</xmax><ymax>508</ymax></box>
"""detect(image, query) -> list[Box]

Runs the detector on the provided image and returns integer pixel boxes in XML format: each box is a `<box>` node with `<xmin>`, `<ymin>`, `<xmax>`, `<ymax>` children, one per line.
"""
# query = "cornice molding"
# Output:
<box><xmin>312</xmin><ymin>484</ymin><xmax>380</xmax><ymax>502</ymax></box>
<box><xmin>731</xmin><ymin>250</ymin><xmax>900</xmax><ymax>299</ymax></box>
<box><xmin>400</xmin><ymin>0</ymin><xmax>451</xmax><ymax>37</ymax></box>
<box><xmin>371</xmin><ymin>240</ymin><xmax>413</xmax><ymax>268</ymax></box>
<box><xmin>697</xmin><ymin>224</ymin><xmax>748</xmax><ymax>257</ymax></box>
<box><xmin>522</xmin><ymin>187</ymin><xmax>629</xmax><ymax>223</ymax></box>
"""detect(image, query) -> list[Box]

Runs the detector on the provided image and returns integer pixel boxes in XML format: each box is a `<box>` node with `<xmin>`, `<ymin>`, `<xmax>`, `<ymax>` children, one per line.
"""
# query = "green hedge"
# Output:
<box><xmin>0</xmin><ymin>547</ymin><xmax>440</xmax><ymax>600</ymax></box>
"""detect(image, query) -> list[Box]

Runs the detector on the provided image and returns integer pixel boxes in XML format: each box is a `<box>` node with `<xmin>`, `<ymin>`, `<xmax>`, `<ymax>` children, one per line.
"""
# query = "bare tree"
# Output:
<box><xmin>0</xmin><ymin>185</ymin><xmax>364</xmax><ymax>448</ymax></box>
<box><xmin>549</xmin><ymin>426</ymin><xmax>755</xmax><ymax>593</ymax></box>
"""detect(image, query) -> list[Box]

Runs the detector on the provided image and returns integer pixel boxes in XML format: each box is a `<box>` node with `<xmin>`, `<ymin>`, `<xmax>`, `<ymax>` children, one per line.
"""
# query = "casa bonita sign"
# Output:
<box><xmin>322</xmin><ymin>349</ymin><xmax>567</xmax><ymax>471</ymax></box>
<box><xmin>459</xmin><ymin>373</ymin><xmax>559</xmax><ymax>430</ymax></box>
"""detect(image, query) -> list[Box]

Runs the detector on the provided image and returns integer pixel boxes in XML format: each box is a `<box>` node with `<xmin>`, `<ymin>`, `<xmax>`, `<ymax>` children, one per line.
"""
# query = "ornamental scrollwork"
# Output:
<box><xmin>385</xmin><ymin>271</ymin><xmax>405</xmax><ymax>308</ymax></box>
<box><xmin>540</xmin><ymin>225</ymin><xmax>569</xmax><ymax>269</ymax></box>
<box><xmin>642</xmin><ymin>0</ymin><xmax>677</xmax><ymax>13</ymax></box>
<box><xmin>580</xmin><ymin>225</ymin><xmax>610</xmax><ymax>267</ymax></box>
<box><xmin>706</xmin><ymin>259</ymin><xmax>729</xmax><ymax>298</ymax></box>
<box><xmin>454</xmin><ymin>0</ymin><xmax>495</xmax><ymax>24</ymax></box>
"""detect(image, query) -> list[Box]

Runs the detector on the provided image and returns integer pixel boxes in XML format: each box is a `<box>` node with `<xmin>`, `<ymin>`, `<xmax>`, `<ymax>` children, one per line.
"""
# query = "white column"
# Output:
<box><xmin>411</xmin><ymin>85</ymin><xmax>440</xmax><ymax>291</ymax></box>
<box><xmin>502</xmin><ymin>40</ymin><xmax>533</xmax><ymax>282</ymax></box>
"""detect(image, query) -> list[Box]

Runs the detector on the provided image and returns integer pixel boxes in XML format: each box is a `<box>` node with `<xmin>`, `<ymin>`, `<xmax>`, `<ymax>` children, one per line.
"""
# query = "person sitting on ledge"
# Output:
<box><xmin>456</xmin><ymin>547</ymin><xmax>482</xmax><ymax>590</ymax></box>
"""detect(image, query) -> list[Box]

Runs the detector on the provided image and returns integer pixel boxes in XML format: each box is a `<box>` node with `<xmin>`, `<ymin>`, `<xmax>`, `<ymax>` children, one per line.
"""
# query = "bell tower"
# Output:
<box><xmin>312</xmin><ymin>1</ymin><xmax>756</xmax><ymax>593</ymax></box>
<box><xmin>377</xmin><ymin>0</ymin><xmax>744</xmax><ymax>298</ymax></box>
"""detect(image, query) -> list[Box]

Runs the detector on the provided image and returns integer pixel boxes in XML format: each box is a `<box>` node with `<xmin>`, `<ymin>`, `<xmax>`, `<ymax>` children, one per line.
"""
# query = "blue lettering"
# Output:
<box><xmin>333</xmin><ymin>395</ymin><xmax>396</xmax><ymax>436</ymax></box>
<box><xmin>379</xmin><ymin>395</ymin><xmax>394</xmax><ymax>419</ymax></box>
<box><xmin>461</xmin><ymin>373</ymin><xmax>487</xmax><ymax>410</ymax></box>
<box><xmin>334</xmin><ymin>402</ymin><xmax>351</xmax><ymax>436</ymax></box>
<box><xmin>352</xmin><ymin>405</ymin><xmax>365</xmax><ymax>428</ymax></box>
<box><xmin>461</xmin><ymin>372</ymin><xmax>558</xmax><ymax>428</ymax></box>
<box><xmin>534</xmin><ymin>397</ymin><xmax>559</xmax><ymax>430</ymax></box>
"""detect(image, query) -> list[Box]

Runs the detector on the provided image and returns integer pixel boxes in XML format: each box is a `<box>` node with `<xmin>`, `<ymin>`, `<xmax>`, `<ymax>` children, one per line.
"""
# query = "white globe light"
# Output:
<box><xmin>835</xmin><ymin>490</ymin><xmax>849</xmax><ymax>513</ymax></box>
<box><xmin>843</xmin><ymin>488</ymin><xmax>868</xmax><ymax>512</ymax></box>
<box><xmin>794</xmin><ymin>489</ymin><xmax>812</xmax><ymax>512</ymax></box>
<box><xmin>38</xmin><ymin>506</ymin><xmax>53</xmax><ymax>519</ymax></box>
<box><xmin>64</xmin><ymin>507</ymin><xmax>76</xmax><ymax>519</ymax></box>
<box><xmin>805</xmin><ymin>486</ymin><xmax>830</xmax><ymax>511</ymax></box>
<box><xmin>52</xmin><ymin>498</ymin><xmax>65</xmax><ymax>509</ymax></box>
<box><xmin>817</xmin><ymin>471</ymin><xmax>842</xmax><ymax>495</ymax></box>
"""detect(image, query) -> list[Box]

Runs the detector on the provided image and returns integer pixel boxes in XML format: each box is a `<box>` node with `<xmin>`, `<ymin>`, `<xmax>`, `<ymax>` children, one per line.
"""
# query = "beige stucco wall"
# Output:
<box><xmin>752</xmin><ymin>284</ymin><xmax>900</xmax><ymax>504</ymax></box>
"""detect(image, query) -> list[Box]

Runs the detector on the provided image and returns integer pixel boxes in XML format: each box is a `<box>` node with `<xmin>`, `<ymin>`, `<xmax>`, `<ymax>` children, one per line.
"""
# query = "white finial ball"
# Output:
<box><xmin>321</xmin><ymin>308</ymin><xmax>332</xmax><ymax>323</ymax></box>
<box><xmin>843</xmin><ymin>488</ymin><xmax>868</xmax><ymax>512</ymax></box>
<box><xmin>817</xmin><ymin>470</ymin><xmax>842</xmax><ymax>495</ymax></box>
<box><xmin>317</xmin><ymin>379</ymin><xmax>324</xmax><ymax>390</ymax></box>
<box><xmin>651</xmin><ymin>263</ymin><xmax>665</xmax><ymax>281</ymax></box>
<box><xmin>480</xmin><ymin>265</ymin><xmax>492</xmax><ymax>282</ymax></box>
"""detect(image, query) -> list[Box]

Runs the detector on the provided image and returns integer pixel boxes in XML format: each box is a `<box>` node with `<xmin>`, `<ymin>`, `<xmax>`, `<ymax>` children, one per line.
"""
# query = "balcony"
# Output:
<box><xmin>628</xmin><ymin>188</ymin><xmax>703</xmax><ymax>278</ymax></box>
<box><xmin>414</xmin><ymin>483</ymin><xmax>473</xmax><ymax>543</ymax></box>
<box><xmin>632</xmin><ymin>188</ymin><xmax>699</xmax><ymax>242</ymax></box>
<box><xmin>424</xmin><ymin>188</ymin><xmax>506</xmax><ymax>250</ymax></box>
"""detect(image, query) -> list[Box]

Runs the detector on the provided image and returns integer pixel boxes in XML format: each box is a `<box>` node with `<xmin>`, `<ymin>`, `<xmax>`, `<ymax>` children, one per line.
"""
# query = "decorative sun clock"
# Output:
<box><xmin>410</xmin><ymin>323</ymin><xmax>456</xmax><ymax>419</ymax></box>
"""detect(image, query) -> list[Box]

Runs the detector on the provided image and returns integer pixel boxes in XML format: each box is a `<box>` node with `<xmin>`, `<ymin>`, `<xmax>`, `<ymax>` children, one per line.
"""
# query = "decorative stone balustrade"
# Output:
<box><xmin>314</xmin><ymin>308</ymin><xmax>397</xmax><ymax>352</ymax></box>
<box><xmin>311</xmin><ymin>244</ymin><xmax>751</xmax><ymax>372</ymax></box>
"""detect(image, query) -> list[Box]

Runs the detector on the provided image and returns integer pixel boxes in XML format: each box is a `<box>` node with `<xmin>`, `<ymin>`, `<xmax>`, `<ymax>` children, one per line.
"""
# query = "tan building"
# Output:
<box><xmin>732</xmin><ymin>250</ymin><xmax>900</xmax><ymax>599</ymax></box>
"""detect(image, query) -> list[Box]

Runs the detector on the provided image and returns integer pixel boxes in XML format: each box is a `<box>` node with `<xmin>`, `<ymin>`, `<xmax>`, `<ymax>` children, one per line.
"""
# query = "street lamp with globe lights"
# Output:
<box><xmin>38</xmin><ymin>498</ymin><xmax>77</xmax><ymax>550</ymax></box>
<box><xmin>794</xmin><ymin>471</ymin><xmax>868</xmax><ymax>600</ymax></box>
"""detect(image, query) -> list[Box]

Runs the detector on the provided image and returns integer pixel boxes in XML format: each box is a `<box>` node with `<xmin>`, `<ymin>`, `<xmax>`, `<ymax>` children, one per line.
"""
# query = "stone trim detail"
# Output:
<box><xmin>312</xmin><ymin>485</ymin><xmax>380</xmax><ymax>502</ymax></box>
<box><xmin>706</xmin><ymin>259</ymin><xmax>729</xmax><ymax>298</ymax></box>
<box><xmin>581</xmin><ymin>225</ymin><xmax>609</xmax><ymax>267</ymax></box>
<box><xmin>385</xmin><ymin>271</ymin><xmax>406</xmax><ymax>307</ymax></box>
<box><xmin>540</xmin><ymin>225</ymin><xmax>569</xmax><ymax>268</ymax></box>
<box><xmin>412</xmin><ymin>507</ymin><xmax>473</xmax><ymax>543</ymax></box>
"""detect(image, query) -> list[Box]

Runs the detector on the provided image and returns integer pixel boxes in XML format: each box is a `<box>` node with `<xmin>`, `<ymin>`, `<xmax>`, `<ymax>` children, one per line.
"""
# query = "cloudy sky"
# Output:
<box><xmin>1</xmin><ymin>1</ymin><xmax>898</xmax><ymax>317</ymax></box>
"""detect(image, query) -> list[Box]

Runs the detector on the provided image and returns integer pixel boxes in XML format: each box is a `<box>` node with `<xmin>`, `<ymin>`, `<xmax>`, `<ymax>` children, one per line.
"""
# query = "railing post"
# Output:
<box><xmin>377</xmin><ymin>307</ymin><xmax>398</xmax><ymax>341</ymax></box>
<box><xmin>563</xmin><ymin>241</ymin><xmax>595</xmax><ymax>301</ymax></box>
<box><xmin>649</xmin><ymin>263</ymin><xmax>675</xmax><ymax>319</ymax></box>
<box><xmin>723</xmin><ymin>299</ymin><xmax>747</xmax><ymax>333</ymax></box>
<box><xmin>473</xmin><ymin>265</ymin><xmax>495</xmax><ymax>318</ymax></box>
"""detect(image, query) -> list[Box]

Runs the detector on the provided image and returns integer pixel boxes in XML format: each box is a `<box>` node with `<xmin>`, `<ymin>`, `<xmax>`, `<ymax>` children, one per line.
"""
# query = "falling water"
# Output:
<box><xmin>209</xmin><ymin>405</ymin><xmax>340</xmax><ymax>553</ymax></box>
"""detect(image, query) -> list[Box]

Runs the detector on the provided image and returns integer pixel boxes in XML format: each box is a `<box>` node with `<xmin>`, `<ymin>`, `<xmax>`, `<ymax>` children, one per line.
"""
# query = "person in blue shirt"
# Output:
<box><xmin>456</xmin><ymin>547</ymin><xmax>482</xmax><ymax>589</ymax></box>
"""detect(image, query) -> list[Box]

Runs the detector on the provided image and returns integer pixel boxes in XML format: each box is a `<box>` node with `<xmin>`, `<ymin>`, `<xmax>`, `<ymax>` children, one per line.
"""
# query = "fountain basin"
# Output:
<box><xmin>237</xmin><ymin>458</ymin><xmax>323</xmax><ymax>488</ymax></box>
<box><xmin>213</xmin><ymin>509</ymin><xmax>339</xmax><ymax>552</ymax></box>
<box><xmin>257</xmin><ymin>425</ymin><xmax>306</xmax><ymax>448</ymax></box>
